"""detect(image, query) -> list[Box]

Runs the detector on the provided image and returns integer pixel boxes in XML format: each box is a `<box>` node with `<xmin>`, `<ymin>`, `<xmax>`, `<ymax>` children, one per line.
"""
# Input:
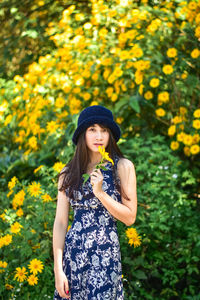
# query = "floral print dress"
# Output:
<box><xmin>53</xmin><ymin>156</ymin><xmax>124</xmax><ymax>300</ymax></box>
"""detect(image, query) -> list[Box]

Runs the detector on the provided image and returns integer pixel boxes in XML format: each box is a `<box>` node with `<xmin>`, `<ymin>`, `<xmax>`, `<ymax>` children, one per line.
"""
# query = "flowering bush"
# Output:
<box><xmin>118</xmin><ymin>133</ymin><xmax>199</xmax><ymax>299</ymax></box>
<box><xmin>0</xmin><ymin>0</ymin><xmax>200</xmax><ymax>298</ymax></box>
<box><xmin>0</xmin><ymin>164</ymin><xmax>63</xmax><ymax>298</ymax></box>
<box><xmin>0</xmin><ymin>0</ymin><xmax>200</xmax><ymax>160</ymax></box>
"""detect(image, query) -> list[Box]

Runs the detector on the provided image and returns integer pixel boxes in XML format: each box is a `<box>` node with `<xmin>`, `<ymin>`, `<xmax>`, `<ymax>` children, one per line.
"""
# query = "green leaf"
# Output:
<box><xmin>134</xmin><ymin>270</ymin><xmax>147</xmax><ymax>280</ymax></box>
<box><xmin>82</xmin><ymin>173</ymin><xmax>90</xmax><ymax>185</ymax></box>
<box><xmin>129</xmin><ymin>95</ymin><xmax>141</xmax><ymax>113</ymax></box>
<box><xmin>100</xmin><ymin>165</ymin><xmax>108</xmax><ymax>171</ymax></box>
<box><xmin>114</xmin><ymin>96</ymin><xmax>129</xmax><ymax>112</ymax></box>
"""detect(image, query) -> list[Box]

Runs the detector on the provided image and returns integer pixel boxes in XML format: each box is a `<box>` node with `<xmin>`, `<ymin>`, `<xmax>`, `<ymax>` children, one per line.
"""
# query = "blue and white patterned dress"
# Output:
<box><xmin>53</xmin><ymin>156</ymin><xmax>124</xmax><ymax>300</ymax></box>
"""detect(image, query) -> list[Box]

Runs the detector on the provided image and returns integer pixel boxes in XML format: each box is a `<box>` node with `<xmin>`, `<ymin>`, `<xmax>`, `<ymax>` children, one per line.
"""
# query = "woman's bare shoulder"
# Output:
<box><xmin>117</xmin><ymin>157</ymin><xmax>135</xmax><ymax>169</ymax></box>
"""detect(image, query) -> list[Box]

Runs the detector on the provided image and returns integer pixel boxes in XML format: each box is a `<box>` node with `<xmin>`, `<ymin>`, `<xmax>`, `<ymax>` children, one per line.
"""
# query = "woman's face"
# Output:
<box><xmin>85</xmin><ymin>124</ymin><xmax>109</xmax><ymax>153</ymax></box>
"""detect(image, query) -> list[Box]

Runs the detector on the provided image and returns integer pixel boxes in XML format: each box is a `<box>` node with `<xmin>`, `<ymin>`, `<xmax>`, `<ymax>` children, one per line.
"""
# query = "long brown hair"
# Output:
<box><xmin>58</xmin><ymin>124</ymin><xmax>127</xmax><ymax>200</ymax></box>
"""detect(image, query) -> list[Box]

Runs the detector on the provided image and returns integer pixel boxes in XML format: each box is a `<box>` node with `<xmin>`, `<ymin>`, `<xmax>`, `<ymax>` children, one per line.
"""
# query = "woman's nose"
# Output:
<box><xmin>95</xmin><ymin>131</ymin><xmax>103</xmax><ymax>139</ymax></box>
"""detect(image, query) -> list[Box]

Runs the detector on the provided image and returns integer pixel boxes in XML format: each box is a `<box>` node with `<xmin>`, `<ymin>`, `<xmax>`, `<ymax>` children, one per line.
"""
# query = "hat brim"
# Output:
<box><xmin>72</xmin><ymin>116</ymin><xmax>121</xmax><ymax>145</ymax></box>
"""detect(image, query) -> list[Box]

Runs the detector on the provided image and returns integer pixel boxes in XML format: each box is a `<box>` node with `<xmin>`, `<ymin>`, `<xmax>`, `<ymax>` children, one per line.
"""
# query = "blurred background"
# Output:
<box><xmin>0</xmin><ymin>0</ymin><xmax>199</xmax><ymax>299</ymax></box>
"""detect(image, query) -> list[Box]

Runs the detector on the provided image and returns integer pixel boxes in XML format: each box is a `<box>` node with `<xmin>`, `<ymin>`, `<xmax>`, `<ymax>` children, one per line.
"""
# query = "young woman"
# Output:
<box><xmin>53</xmin><ymin>105</ymin><xmax>137</xmax><ymax>300</ymax></box>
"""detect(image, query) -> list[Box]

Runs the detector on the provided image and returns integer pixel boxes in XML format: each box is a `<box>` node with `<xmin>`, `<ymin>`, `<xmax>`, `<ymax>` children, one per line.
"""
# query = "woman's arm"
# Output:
<box><xmin>91</xmin><ymin>158</ymin><xmax>137</xmax><ymax>226</ymax></box>
<box><xmin>53</xmin><ymin>174</ymin><xmax>70</xmax><ymax>298</ymax></box>
<box><xmin>53</xmin><ymin>189</ymin><xmax>70</xmax><ymax>273</ymax></box>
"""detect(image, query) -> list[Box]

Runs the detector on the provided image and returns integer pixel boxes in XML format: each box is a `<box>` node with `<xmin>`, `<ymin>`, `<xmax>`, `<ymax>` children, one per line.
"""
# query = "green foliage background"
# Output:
<box><xmin>0</xmin><ymin>0</ymin><xmax>200</xmax><ymax>299</ymax></box>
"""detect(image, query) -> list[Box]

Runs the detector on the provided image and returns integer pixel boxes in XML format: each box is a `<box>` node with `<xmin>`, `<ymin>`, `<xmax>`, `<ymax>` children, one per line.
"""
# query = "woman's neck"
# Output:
<box><xmin>88</xmin><ymin>153</ymin><xmax>102</xmax><ymax>165</ymax></box>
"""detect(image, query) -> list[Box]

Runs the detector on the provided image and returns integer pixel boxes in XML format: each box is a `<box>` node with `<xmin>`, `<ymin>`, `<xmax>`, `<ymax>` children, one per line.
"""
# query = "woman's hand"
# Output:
<box><xmin>90</xmin><ymin>168</ymin><xmax>104</xmax><ymax>196</ymax></box>
<box><xmin>54</xmin><ymin>270</ymin><xmax>70</xmax><ymax>299</ymax></box>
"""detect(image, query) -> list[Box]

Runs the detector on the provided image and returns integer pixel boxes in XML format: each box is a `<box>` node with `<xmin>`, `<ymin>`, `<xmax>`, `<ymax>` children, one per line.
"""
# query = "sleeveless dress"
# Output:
<box><xmin>53</xmin><ymin>156</ymin><xmax>124</xmax><ymax>300</ymax></box>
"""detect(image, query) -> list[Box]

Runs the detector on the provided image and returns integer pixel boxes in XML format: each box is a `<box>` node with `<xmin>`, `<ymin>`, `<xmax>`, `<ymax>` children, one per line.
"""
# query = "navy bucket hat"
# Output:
<box><xmin>72</xmin><ymin>105</ymin><xmax>121</xmax><ymax>145</ymax></box>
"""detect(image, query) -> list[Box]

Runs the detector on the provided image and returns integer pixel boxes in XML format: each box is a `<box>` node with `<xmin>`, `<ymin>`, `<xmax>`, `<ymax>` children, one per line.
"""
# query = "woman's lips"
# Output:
<box><xmin>94</xmin><ymin>144</ymin><xmax>103</xmax><ymax>146</ymax></box>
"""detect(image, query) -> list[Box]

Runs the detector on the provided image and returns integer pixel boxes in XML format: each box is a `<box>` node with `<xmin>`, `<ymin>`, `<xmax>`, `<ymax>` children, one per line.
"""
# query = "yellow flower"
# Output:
<box><xmin>135</xmin><ymin>70</ymin><xmax>143</xmax><ymax>85</ymax></box>
<box><xmin>190</xmin><ymin>144</ymin><xmax>200</xmax><ymax>155</ymax></box>
<box><xmin>116</xmin><ymin>117</ymin><xmax>124</xmax><ymax>124</ymax></box>
<box><xmin>28</xmin><ymin>258</ymin><xmax>44</xmax><ymax>275</ymax></box>
<box><xmin>14</xmin><ymin>267</ymin><xmax>27</xmax><ymax>282</ymax></box>
<box><xmin>177</xmin><ymin>132</ymin><xmax>185</xmax><ymax>142</ymax></box>
<box><xmin>155</xmin><ymin>108</ymin><xmax>166</xmax><ymax>117</ymax></box>
<box><xmin>193</xmin><ymin>109</ymin><xmax>200</xmax><ymax>118</ymax></box>
<box><xmin>184</xmin><ymin>146</ymin><xmax>190</xmax><ymax>156</ymax></box>
<box><xmin>168</xmin><ymin>125</ymin><xmax>176</xmax><ymax>136</ymax></box>
<box><xmin>82</xmin><ymin>92</ymin><xmax>91</xmax><ymax>101</ymax></box>
<box><xmin>12</xmin><ymin>189</ymin><xmax>25</xmax><ymax>209</ymax></box>
<box><xmin>46</xmin><ymin>121</ymin><xmax>58</xmax><ymax>134</ymax></box>
<box><xmin>99</xmin><ymin>28</ymin><xmax>108</xmax><ymax>38</ymax></box>
<box><xmin>2</xmin><ymin>234</ymin><xmax>12</xmax><ymax>246</ymax></box>
<box><xmin>188</xmin><ymin>1</ymin><xmax>197</xmax><ymax>10</ymax></box>
<box><xmin>0</xmin><ymin>260</ymin><xmax>8</xmax><ymax>273</ymax></box>
<box><xmin>139</xmin><ymin>84</ymin><xmax>144</xmax><ymax>95</ymax></box>
<box><xmin>0</xmin><ymin>213</ymin><xmax>6</xmax><ymax>221</ymax></box>
<box><xmin>125</xmin><ymin>227</ymin><xmax>141</xmax><ymax>248</ymax></box>
<box><xmin>108</xmin><ymin>10</ymin><xmax>117</xmax><ymax>18</ymax></box>
<box><xmin>16</xmin><ymin>208</ymin><xmax>24</xmax><ymax>217</ymax></box>
<box><xmin>170</xmin><ymin>141</ymin><xmax>179</xmax><ymax>150</ymax></box>
<box><xmin>149</xmin><ymin>78</ymin><xmax>160</xmax><ymax>88</ymax></box>
<box><xmin>191</xmin><ymin>49</ymin><xmax>200</xmax><ymax>59</ymax></box>
<box><xmin>5</xmin><ymin>284</ymin><xmax>14</xmax><ymax>290</ymax></box>
<box><xmin>8</xmin><ymin>176</ymin><xmax>18</xmax><ymax>190</ymax></box>
<box><xmin>108</xmin><ymin>74</ymin><xmax>116</xmax><ymax>84</ymax></box>
<box><xmin>196</xmin><ymin>13</ymin><xmax>200</xmax><ymax>24</ymax></box>
<box><xmin>172</xmin><ymin>116</ymin><xmax>182</xmax><ymax>124</ymax></box>
<box><xmin>134</xmin><ymin>60</ymin><xmax>150</xmax><ymax>71</ymax></box>
<box><xmin>111</xmin><ymin>93</ymin><xmax>118</xmax><ymax>102</ymax></box>
<box><xmin>28</xmin><ymin>136</ymin><xmax>38</xmax><ymax>150</ymax></box>
<box><xmin>183</xmin><ymin>134</ymin><xmax>193</xmax><ymax>146</ymax></box>
<box><xmin>98</xmin><ymin>146</ymin><xmax>114</xmax><ymax>165</ymax></box>
<box><xmin>144</xmin><ymin>91</ymin><xmax>153</xmax><ymax>100</ymax></box>
<box><xmin>158</xmin><ymin>92</ymin><xmax>170</xmax><ymax>104</ymax></box>
<box><xmin>27</xmin><ymin>274</ymin><xmax>38</xmax><ymax>286</ymax></box>
<box><xmin>53</xmin><ymin>162</ymin><xmax>65</xmax><ymax>173</ymax></box>
<box><xmin>93</xmin><ymin>88</ymin><xmax>99</xmax><ymax>96</ymax></box>
<box><xmin>75</xmin><ymin>13</ymin><xmax>84</xmax><ymax>21</ymax></box>
<box><xmin>106</xmin><ymin>87</ymin><xmax>114</xmax><ymax>97</ymax></box>
<box><xmin>181</xmin><ymin>72</ymin><xmax>188</xmax><ymax>79</ymax></box>
<box><xmin>119</xmin><ymin>50</ymin><xmax>130</xmax><ymax>60</ymax></box>
<box><xmin>180</xmin><ymin>107</ymin><xmax>187</xmax><ymax>115</ymax></box>
<box><xmin>162</xmin><ymin>64</ymin><xmax>173</xmax><ymax>75</ymax></box>
<box><xmin>73</xmin><ymin>87</ymin><xmax>81</xmax><ymax>94</ymax></box>
<box><xmin>55</xmin><ymin>97</ymin><xmax>65</xmax><ymax>108</ymax></box>
<box><xmin>42</xmin><ymin>194</ymin><xmax>52</xmax><ymax>203</ymax></box>
<box><xmin>192</xmin><ymin>134</ymin><xmax>200</xmax><ymax>144</ymax></box>
<box><xmin>130</xmin><ymin>46</ymin><xmax>143</xmax><ymax>58</ymax></box>
<box><xmin>113</xmin><ymin>67</ymin><xmax>123</xmax><ymax>78</ymax></box>
<box><xmin>90</xmin><ymin>101</ymin><xmax>98</xmax><ymax>106</ymax></box>
<box><xmin>4</xmin><ymin>114</ymin><xmax>12</xmax><ymax>126</ymax></box>
<box><xmin>10</xmin><ymin>222</ymin><xmax>23</xmax><ymax>234</ymax></box>
<box><xmin>167</xmin><ymin>48</ymin><xmax>177</xmax><ymax>58</ymax></box>
<box><xmin>193</xmin><ymin>119</ymin><xmax>200</xmax><ymax>129</ymax></box>
<box><xmin>34</xmin><ymin>165</ymin><xmax>44</xmax><ymax>174</ymax></box>
<box><xmin>195</xmin><ymin>26</ymin><xmax>200</xmax><ymax>38</ymax></box>
<box><xmin>28</xmin><ymin>182</ymin><xmax>42</xmax><ymax>197</ymax></box>
<box><xmin>103</xmin><ymin>68</ymin><xmax>111</xmax><ymax>79</ymax></box>
<box><xmin>92</xmin><ymin>73</ymin><xmax>99</xmax><ymax>81</ymax></box>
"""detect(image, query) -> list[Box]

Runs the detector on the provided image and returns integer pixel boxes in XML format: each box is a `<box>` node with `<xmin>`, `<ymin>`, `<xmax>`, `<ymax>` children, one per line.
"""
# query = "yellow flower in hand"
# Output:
<box><xmin>98</xmin><ymin>146</ymin><xmax>114</xmax><ymax>165</ymax></box>
<box><xmin>82</xmin><ymin>146</ymin><xmax>114</xmax><ymax>185</ymax></box>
